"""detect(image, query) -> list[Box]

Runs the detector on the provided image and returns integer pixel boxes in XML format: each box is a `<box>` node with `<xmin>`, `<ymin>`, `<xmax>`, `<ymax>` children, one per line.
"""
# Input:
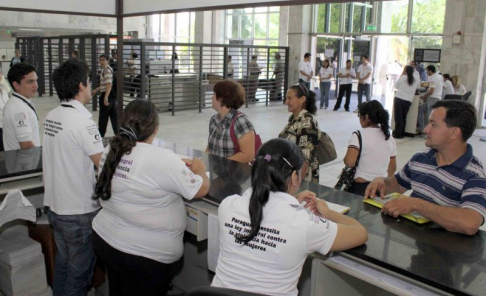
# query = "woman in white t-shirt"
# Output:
<box><xmin>318</xmin><ymin>59</ymin><xmax>333</xmax><ymax>109</ymax></box>
<box><xmin>451</xmin><ymin>75</ymin><xmax>466</xmax><ymax>96</ymax></box>
<box><xmin>344</xmin><ymin>100</ymin><xmax>397</xmax><ymax>196</ymax></box>
<box><xmin>393</xmin><ymin>65</ymin><xmax>420</xmax><ymax>139</ymax></box>
<box><xmin>92</xmin><ymin>100</ymin><xmax>210</xmax><ymax>296</ymax></box>
<box><xmin>212</xmin><ymin>138</ymin><xmax>368</xmax><ymax>296</ymax></box>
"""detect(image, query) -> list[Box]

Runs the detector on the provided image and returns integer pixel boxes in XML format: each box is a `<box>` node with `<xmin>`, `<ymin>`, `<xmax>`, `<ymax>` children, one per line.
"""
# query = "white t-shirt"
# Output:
<box><xmin>43</xmin><ymin>100</ymin><xmax>104</xmax><ymax>215</ymax></box>
<box><xmin>3</xmin><ymin>92</ymin><xmax>40</xmax><ymax>151</ymax></box>
<box><xmin>319</xmin><ymin>67</ymin><xmax>333</xmax><ymax>82</ymax></box>
<box><xmin>394</xmin><ymin>74</ymin><xmax>420</xmax><ymax>102</ymax></box>
<box><xmin>212</xmin><ymin>189</ymin><xmax>338</xmax><ymax>296</ymax></box>
<box><xmin>348</xmin><ymin>128</ymin><xmax>397</xmax><ymax>182</ymax></box>
<box><xmin>92</xmin><ymin>143</ymin><xmax>203</xmax><ymax>264</ymax></box>
<box><xmin>442</xmin><ymin>80</ymin><xmax>455</xmax><ymax>99</ymax></box>
<box><xmin>0</xmin><ymin>88</ymin><xmax>9</xmax><ymax>128</ymax></box>
<box><xmin>428</xmin><ymin>73</ymin><xmax>443</xmax><ymax>99</ymax></box>
<box><xmin>298</xmin><ymin>61</ymin><xmax>312</xmax><ymax>80</ymax></box>
<box><xmin>338</xmin><ymin>67</ymin><xmax>356</xmax><ymax>85</ymax></box>
<box><xmin>357</xmin><ymin>63</ymin><xmax>373</xmax><ymax>84</ymax></box>
<box><xmin>228</xmin><ymin>62</ymin><xmax>234</xmax><ymax>76</ymax></box>
<box><xmin>455</xmin><ymin>84</ymin><xmax>466</xmax><ymax>95</ymax></box>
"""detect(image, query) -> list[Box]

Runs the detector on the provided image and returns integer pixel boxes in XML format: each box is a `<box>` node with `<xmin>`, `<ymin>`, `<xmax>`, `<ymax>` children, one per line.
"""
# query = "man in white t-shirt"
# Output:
<box><xmin>355</xmin><ymin>55</ymin><xmax>373</xmax><ymax>113</ymax></box>
<box><xmin>43</xmin><ymin>59</ymin><xmax>104</xmax><ymax>295</ymax></box>
<box><xmin>3</xmin><ymin>63</ymin><xmax>40</xmax><ymax>151</ymax></box>
<box><xmin>442</xmin><ymin>74</ymin><xmax>455</xmax><ymax>99</ymax></box>
<box><xmin>227</xmin><ymin>55</ymin><xmax>234</xmax><ymax>78</ymax></box>
<box><xmin>298</xmin><ymin>53</ymin><xmax>313</xmax><ymax>91</ymax></box>
<box><xmin>418</xmin><ymin>65</ymin><xmax>443</xmax><ymax>133</ymax></box>
<box><xmin>334</xmin><ymin>59</ymin><xmax>356</xmax><ymax>111</ymax></box>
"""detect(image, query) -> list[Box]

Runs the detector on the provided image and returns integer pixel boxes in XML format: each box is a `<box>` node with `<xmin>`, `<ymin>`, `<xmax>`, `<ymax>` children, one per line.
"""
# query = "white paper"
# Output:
<box><xmin>207</xmin><ymin>212</ymin><xmax>220</xmax><ymax>273</ymax></box>
<box><xmin>326</xmin><ymin>201</ymin><xmax>350</xmax><ymax>214</ymax></box>
<box><xmin>0</xmin><ymin>189</ymin><xmax>36</xmax><ymax>228</ymax></box>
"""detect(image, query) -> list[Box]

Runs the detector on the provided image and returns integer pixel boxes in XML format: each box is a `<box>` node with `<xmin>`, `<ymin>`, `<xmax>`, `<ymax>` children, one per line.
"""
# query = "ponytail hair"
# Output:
<box><xmin>405</xmin><ymin>65</ymin><xmax>415</xmax><ymax>86</ymax></box>
<box><xmin>288</xmin><ymin>84</ymin><xmax>317</xmax><ymax>115</ymax></box>
<box><xmin>238</xmin><ymin>138</ymin><xmax>304</xmax><ymax>244</ymax></box>
<box><xmin>93</xmin><ymin>100</ymin><xmax>159</xmax><ymax>200</ymax></box>
<box><xmin>358</xmin><ymin>100</ymin><xmax>391</xmax><ymax>140</ymax></box>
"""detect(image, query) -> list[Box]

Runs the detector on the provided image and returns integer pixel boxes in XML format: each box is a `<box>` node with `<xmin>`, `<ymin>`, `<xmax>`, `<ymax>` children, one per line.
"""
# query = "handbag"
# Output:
<box><xmin>334</xmin><ymin>131</ymin><xmax>362</xmax><ymax>192</ymax></box>
<box><xmin>316</xmin><ymin>131</ymin><xmax>337</xmax><ymax>165</ymax></box>
<box><xmin>230</xmin><ymin>111</ymin><xmax>263</xmax><ymax>156</ymax></box>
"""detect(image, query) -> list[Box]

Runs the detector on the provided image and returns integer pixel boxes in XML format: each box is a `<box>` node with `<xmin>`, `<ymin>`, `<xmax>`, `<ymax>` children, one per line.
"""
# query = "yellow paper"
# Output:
<box><xmin>363</xmin><ymin>193</ymin><xmax>430</xmax><ymax>224</ymax></box>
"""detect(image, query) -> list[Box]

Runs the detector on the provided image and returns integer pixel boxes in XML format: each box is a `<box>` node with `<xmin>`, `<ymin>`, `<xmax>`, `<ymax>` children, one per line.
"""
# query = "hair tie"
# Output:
<box><xmin>119</xmin><ymin>126</ymin><xmax>138</xmax><ymax>141</ymax></box>
<box><xmin>264</xmin><ymin>154</ymin><xmax>272</xmax><ymax>162</ymax></box>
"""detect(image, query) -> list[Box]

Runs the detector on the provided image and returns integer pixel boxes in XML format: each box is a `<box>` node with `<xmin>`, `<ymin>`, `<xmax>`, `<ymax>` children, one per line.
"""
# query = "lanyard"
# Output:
<box><xmin>61</xmin><ymin>104</ymin><xmax>75</xmax><ymax>109</ymax></box>
<box><xmin>13</xmin><ymin>93</ymin><xmax>38</xmax><ymax>120</ymax></box>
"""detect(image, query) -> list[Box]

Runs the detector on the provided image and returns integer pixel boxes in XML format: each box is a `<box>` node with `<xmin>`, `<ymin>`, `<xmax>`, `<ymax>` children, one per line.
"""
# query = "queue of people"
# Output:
<box><xmin>1</xmin><ymin>55</ymin><xmax>485</xmax><ymax>296</ymax></box>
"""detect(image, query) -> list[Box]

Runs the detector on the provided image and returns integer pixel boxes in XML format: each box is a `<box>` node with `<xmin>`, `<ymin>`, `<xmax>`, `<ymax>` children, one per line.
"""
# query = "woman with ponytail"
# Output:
<box><xmin>91</xmin><ymin>100</ymin><xmax>209</xmax><ymax>296</ymax></box>
<box><xmin>279</xmin><ymin>84</ymin><xmax>321</xmax><ymax>183</ymax></box>
<box><xmin>212</xmin><ymin>138</ymin><xmax>368</xmax><ymax>296</ymax></box>
<box><xmin>393</xmin><ymin>65</ymin><xmax>420</xmax><ymax>138</ymax></box>
<box><xmin>343</xmin><ymin>100</ymin><xmax>397</xmax><ymax>196</ymax></box>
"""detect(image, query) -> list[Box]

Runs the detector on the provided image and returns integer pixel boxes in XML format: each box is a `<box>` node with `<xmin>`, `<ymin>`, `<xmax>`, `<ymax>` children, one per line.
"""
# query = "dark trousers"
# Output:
<box><xmin>98</xmin><ymin>92</ymin><xmax>118</xmax><ymax>137</ymax></box>
<box><xmin>357</xmin><ymin>83</ymin><xmax>371</xmax><ymax>106</ymax></box>
<box><xmin>92</xmin><ymin>231</ymin><xmax>174</xmax><ymax>296</ymax></box>
<box><xmin>334</xmin><ymin>84</ymin><xmax>352</xmax><ymax>110</ymax></box>
<box><xmin>349</xmin><ymin>181</ymin><xmax>370</xmax><ymax>197</ymax></box>
<box><xmin>393</xmin><ymin>97</ymin><xmax>411</xmax><ymax>138</ymax></box>
<box><xmin>299</xmin><ymin>79</ymin><xmax>310</xmax><ymax>91</ymax></box>
<box><xmin>0</xmin><ymin>128</ymin><xmax>3</xmax><ymax>151</ymax></box>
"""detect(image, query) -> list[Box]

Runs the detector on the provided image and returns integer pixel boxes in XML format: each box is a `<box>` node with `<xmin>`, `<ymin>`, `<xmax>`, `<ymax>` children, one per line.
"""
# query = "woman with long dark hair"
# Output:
<box><xmin>343</xmin><ymin>100</ymin><xmax>397</xmax><ymax>196</ymax></box>
<box><xmin>212</xmin><ymin>138</ymin><xmax>367</xmax><ymax>295</ymax></box>
<box><xmin>279</xmin><ymin>84</ymin><xmax>320</xmax><ymax>183</ymax></box>
<box><xmin>91</xmin><ymin>100</ymin><xmax>209</xmax><ymax>296</ymax></box>
<box><xmin>318</xmin><ymin>59</ymin><xmax>333</xmax><ymax>109</ymax></box>
<box><xmin>393</xmin><ymin>65</ymin><xmax>420</xmax><ymax>138</ymax></box>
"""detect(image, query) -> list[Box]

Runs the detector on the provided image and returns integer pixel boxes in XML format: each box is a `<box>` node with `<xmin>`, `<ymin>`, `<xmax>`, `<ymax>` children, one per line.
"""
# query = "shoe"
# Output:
<box><xmin>333</xmin><ymin>109</ymin><xmax>338</xmax><ymax>111</ymax></box>
<box><xmin>325</xmin><ymin>107</ymin><xmax>328</xmax><ymax>109</ymax></box>
<box><xmin>353</xmin><ymin>108</ymin><xmax>359</xmax><ymax>113</ymax></box>
<box><xmin>320</xmin><ymin>106</ymin><xmax>323</xmax><ymax>109</ymax></box>
<box><xmin>345</xmin><ymin>109</ymin><xmax>350</xmax><ymax>112</ymax></box>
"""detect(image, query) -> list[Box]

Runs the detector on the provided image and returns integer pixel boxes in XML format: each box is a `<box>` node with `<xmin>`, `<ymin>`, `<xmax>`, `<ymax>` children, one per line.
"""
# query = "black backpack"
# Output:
<box><xmin>102</xmin><ymin>66</ymin><xmax>117</xmax><ymax>99</ymax></box>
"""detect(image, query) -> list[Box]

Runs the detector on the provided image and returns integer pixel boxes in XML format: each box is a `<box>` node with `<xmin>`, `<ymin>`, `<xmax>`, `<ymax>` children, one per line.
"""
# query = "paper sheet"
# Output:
<box><xmin>207</xmin><ymin>212</ymin><xmax>220</xmax><ymax>273</ymax></box>
<box><xmin>326</xmin><ymin>201</ymin><xmax>350</xmax><ymax>214</ymax></box>
<box><xmin>0</xmin><ymin>189</ymin><xmax>36</xmax><ymax>228</ymax></box>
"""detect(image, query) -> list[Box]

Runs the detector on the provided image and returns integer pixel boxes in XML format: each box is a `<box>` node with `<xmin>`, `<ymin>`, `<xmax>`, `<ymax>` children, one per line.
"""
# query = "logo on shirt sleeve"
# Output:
<box><xmin>182</xmin><ymin>169</ymin><xmax>196</xmax><ymax>184</ymax></box>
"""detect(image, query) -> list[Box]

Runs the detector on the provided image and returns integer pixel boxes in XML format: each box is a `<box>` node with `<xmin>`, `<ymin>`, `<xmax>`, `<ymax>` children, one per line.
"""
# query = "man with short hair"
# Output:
<box><xmin>354</xmin><ymin>55</ymin><xmax>373</xmax><ymax>112</ymax></box>
<box><xmin>365</xmin><ymin>100</ymin><xmax>486</xmax><ymax>235</ymax></box>
<box><xmin>227</xmin><ymin>55</ymin><xmax>234</xmax><ymax>78</ymax></box>
<box><xmin>91</xmin><ymin>54</ymin><xmax>118</xmax><ymax>137</ymax></box>
<box><xmin>298</xmin><ymin>53</ymin><xmax>313</xmax><ymax>90</ymax></box>
<box><xmin>271</xmin><ymin>53</ymin><xmax>284</xmax><ymax>100</ymax></box>
<box><xmin>418</xmin><ymin>65</ymin><xmax>443</xmax><ymax>132</ymax></box>
<box><xmin>43</xmin><ymin>58</ymin><xmax>104</xmax><ymax>295</ymax></box>
<box><xmin>10</xmin><ymin>49</ymin><xmax>25</xmax><ymax>67</ymax></box>
<box><xmin>3</xmin><ymin>63</ymin><xmax>39</xmax><ymax>151</ymax></box>
<box><xmin>248</xmin><ymin>55</ymin><xmax>261</xmax><ymax>102</ymax></box>
<box><xmin>333</xmin><ymin>59</ymin><xmax>356</xmax><ymax>111</ymax></box>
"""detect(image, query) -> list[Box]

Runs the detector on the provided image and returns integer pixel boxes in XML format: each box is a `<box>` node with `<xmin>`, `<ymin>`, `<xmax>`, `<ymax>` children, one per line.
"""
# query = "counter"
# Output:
<box><xmin>0</xmin><ymin>143</ymin><xmax>485</xmax><ymax>295</ymax></box>
<box><xmin>391</xmin><ymin>94</ymin><xmax>421</xmax><ymax>136</ymax></box>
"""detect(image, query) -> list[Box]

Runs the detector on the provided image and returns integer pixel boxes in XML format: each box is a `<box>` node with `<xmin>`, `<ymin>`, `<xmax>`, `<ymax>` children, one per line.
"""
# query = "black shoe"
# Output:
<box><xmin>345</xmin><ymin>109</ymin><xmax>350</xmax><ymax>112</ymax></box>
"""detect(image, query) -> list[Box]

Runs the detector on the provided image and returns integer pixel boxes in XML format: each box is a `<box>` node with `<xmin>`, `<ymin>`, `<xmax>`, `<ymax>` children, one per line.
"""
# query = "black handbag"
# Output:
<box><xmin>334</xmin><ymin>131</ymin><xmax>362</xmax><ymax>192</ymax></box>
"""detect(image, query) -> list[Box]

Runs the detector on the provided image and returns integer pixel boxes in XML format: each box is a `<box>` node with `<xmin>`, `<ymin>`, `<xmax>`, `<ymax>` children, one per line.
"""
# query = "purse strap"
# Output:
<box><xmin>229</xmin><ymin>111</ymin><xmax>242</xmax><ymax>153</ymax></box>
<box><xmin>354</xmin><ymin>130</ymin><xmax>362</xmax><ymax>167</ymax></box>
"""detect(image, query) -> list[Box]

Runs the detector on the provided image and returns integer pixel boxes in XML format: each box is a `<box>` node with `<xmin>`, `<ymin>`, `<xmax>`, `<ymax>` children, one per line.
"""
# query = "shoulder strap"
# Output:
<box><xmin>354</xmin><ymin>130</ymin><xmax>362</xmax><ymax>167</ymax></box>
<box><xmin>13</xmin><ymin>94</ymin><xmax>38</xmax><ymax>121</ymax></box>
<box><xmin>230</xmin><ymin>111</ymin><xmax>242</xmax><ymax>153</ymax></box>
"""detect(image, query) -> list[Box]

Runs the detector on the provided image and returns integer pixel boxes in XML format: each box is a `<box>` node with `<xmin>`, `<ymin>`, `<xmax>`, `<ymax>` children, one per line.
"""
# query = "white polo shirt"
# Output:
<box><xmin>43</xmin><ymin>99</ymin><xmax>104</xmax><ymax>215</ymax></box>
<box><xmin>92</xmin><ymin>143</ymin><xmax>203</xmax><ymax>264</ymax></box>
<box><xmin>338</xmin><ymin>67</ymin><xmax>356</xmax><ymax>85</ymax></box>
<box><xmin>319</xmin><ymin>67</ymin><xmax>333</xmax><ymax>82</ymax></box>
<box><xmin>0</xmin><ymin>88</ymin><xmax>9</xmax><ymax>129</ymax></box>
<box><xmin>428</xmin><ymin>73</ymin><xmax>443</xmax><ymax>99</ymax></box>
<box><xmin>298</xmin><ymin>60</ymin><xmax>312</xmax><ymax>80</ymax></box>
<box><xmin>357</xmin><ymin>63</ymin><xmax>373</xmax><ymax>84</ymax></box>
<box><xmin>3</xmin><ymin>92</ymin><xmax>40</xmax><ymax>151</ymax></box>
<box><xmin>442</xmin><ymin>80</ymin><xmax>455</xmax><ymax>99</ymax></box>
<box><xmin>394</xmin><ymin>74</ymin><xmax>420</xmax><ymax>103</ymax></box>
<box><xmin>212</xmin><ymin>189</ymin><xmax>338</xmax><ymax>296</ymax></box>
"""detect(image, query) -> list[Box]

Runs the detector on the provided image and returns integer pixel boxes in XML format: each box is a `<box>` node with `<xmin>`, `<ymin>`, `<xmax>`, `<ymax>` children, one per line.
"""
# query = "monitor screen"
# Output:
<box><xmin>414</xmin><ymin>49</ymin><xmax>441</xmax><ymax>63</ymax></box>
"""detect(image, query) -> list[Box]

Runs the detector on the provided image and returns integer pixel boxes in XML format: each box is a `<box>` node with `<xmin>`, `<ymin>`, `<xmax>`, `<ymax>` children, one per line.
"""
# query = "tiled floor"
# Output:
<box><xmin>33</xmin><ymin>92</ymin><xmax>486</xmax><ymax>189</ymax></box>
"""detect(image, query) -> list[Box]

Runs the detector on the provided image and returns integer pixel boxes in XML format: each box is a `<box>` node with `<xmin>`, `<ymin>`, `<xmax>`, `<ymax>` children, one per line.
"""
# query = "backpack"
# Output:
<box><xmin>102</xmin><ymin>66</ymin><xmax>117</xmax><ymax>100</ymax></box>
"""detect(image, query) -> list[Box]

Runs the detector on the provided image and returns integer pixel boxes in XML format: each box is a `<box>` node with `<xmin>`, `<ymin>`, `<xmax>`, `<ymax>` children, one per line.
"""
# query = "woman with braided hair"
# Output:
<box><xmin>91</xmin><ymin>100</ymin><xmax>209</xmax><ymax>295</ymax></box>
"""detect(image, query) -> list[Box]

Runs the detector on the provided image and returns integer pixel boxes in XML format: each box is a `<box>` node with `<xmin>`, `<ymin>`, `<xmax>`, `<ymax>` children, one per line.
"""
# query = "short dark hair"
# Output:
<box><xmin>251</xmin><ymin>55</ymin><xmax>257</xmax><ymax>60</ymax></box>
<box><xmin>410</xmin><ymin>61</ymin><xmax>417</xmax><ymax>66</ymax></box>
<box><xmin>213</xmin><ymin>79</ymin><xmax>245</xmax><ymax>109</ymax></box>
<box><xmin>52</xmin><ymin>59</ymin><xmax>89</xmax><ymax>102</ymax></box>
<box><xmin>426</xmin><ymin>65</ymin><xmax>436</xmax><ymax>73</ymax></box>
<box><xmin>361</xmin><ymin>55</ymin><xmax>369</xmax><ymax>60</ymax></box>
<box><xmin>71</xmin><ymin>50</ymin><xmax>79</xmax><ymax>58</ymax></box>
<box><xmin>99</xmin><ymin>54</ymin><xmax>109</xmax><ymax>60</ymax></box>
<box><xmin>7</xmin><ymin>63</ymin><xmax>36</xmax><ymax>91</ymax></box>
<box><xmin>346</xmin><ymin>59</ymin><xmax>352</xmax><ymax>64</ymax></box>
<box><xmin>443</xmin><ymin>73</ymin><xmax>451</xmax><ymax>80</ymax></box>
<box><xmin>304</xmin><ymin>53</ymin><xmax>311</xmax><ymax>59</ymax></box>
<box><xmin>228</xmin><ymin>55</ymin><xmax>232</xmax><ymax>59</ymax></box>
<box><xmin>432</xmin><ymin>100</ymin><xmax>477</xmax><ymax>141</ymax></box>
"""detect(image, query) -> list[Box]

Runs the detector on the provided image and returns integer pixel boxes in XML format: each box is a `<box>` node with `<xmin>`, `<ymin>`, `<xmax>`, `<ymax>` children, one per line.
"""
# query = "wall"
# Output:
<box><xmin>440</xmin><ymin>0</ymin><xmax>486</xmax><ymax>113</ymax></box>
<box><xmin>287</xmin><ymin>5</ymin><xmax>313</xmax><ymax>86</ymax></box>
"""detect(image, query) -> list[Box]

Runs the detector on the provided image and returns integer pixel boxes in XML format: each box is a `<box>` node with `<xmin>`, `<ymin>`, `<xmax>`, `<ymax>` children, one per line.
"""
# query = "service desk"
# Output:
<box><xmin>391</xmin><ymin>94</ymin><xmax>421</xmax><ymax>136</ymax></box>
<box><xmin>0</xmin><ymin>143</ymin><xmax>485</xmax><ymax>296</ymax></box>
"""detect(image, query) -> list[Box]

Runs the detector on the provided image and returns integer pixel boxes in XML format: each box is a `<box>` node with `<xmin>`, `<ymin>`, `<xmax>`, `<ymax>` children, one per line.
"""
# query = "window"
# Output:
<box><xmin>315</xmin><ymin>2</ymin><xmax>372</xmax><ymax>34</ymax></box>
<box><xmin>381</xmin><ymin>0</ymin><xmax>409</xmax><ymax>33</ymax></box>
<box><xmin>225</xmin><ymin>7</ymin><xmax>280</xmax><ymax>46</ymax></box>
<box><xmin>151</xmin><ymin>12</ymin><xmax>195</xmax><ymax>43</ymax></box>
<box><xmin>411</xmin><ymin>0</ymin><xmax>446</xmax><ymax>34</ymax></box>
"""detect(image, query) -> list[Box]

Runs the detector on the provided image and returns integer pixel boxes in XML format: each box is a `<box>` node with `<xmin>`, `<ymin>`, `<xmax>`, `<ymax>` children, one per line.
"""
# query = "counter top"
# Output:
<box><xmin>1</xmin><ymin>141</ymin><xmax>485</xmax><ymax>295</ymax></box>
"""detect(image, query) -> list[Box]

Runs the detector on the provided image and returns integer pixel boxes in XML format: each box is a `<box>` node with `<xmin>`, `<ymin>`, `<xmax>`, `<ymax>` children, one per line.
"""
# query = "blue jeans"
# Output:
<box><xmin>320</xmin><ymin>81</ymin><xmax>331</xmax><ymax>108</ymax></box>
<box><xmin>48</xmin><ymin>209</ymin><xmax>99</xmax><ymax>296</ymax></box>
<box><xmin>299</xmin><ymin>79</ymin><xmax>310</xmax><ymax>92</ymax></box>
<box><xmin>357</xmin><ymin>83</ymin><xmax>371</xmax><ymax>106</ymax></box>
